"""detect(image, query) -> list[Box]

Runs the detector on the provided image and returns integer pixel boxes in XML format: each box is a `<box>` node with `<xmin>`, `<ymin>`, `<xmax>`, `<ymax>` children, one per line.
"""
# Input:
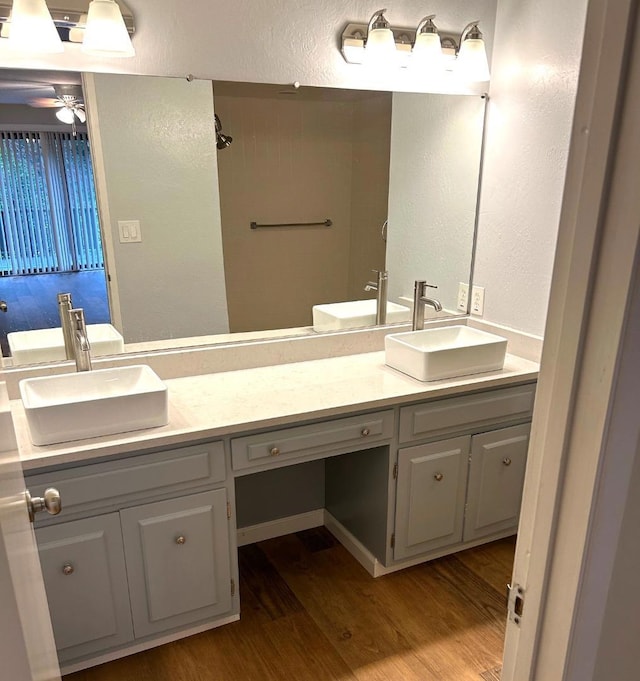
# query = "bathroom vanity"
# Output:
<box><xmin>14</xmin><ymin>350</ymin><xmax>537</xmax><ymax>673</ymax></box>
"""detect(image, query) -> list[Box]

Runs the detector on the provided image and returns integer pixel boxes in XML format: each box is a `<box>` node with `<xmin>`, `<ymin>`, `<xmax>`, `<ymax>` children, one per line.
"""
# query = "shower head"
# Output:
<box><xmin>215</xmin><ymin>114</ymin><xmax>233</xmax><ymax>150</ymax></box>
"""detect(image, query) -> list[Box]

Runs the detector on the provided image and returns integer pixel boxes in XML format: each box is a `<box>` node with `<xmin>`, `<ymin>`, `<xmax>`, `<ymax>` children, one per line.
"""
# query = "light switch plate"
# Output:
<box><xmin>471</xmin><ymin>285</ymin><xmax>485</xmax><ymax>316</ymax></box>
<box><xmin>457</xmin><ymin>283</ymin><xmax>469</xmax><ymax>312</ymax></box>
<box><xmin>118</xmin><ymin>220</ymin><xmax>142</xmax><ymax>243</ymax></box>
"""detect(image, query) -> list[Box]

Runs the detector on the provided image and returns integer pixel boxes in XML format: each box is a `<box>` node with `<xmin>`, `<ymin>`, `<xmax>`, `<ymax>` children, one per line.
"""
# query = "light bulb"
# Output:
<box><xmin>8</xmin><ymin>0</ymin><xmax>63</xmax><ymax>53</ymax></box>
<box><xmin>56</xmin><ymin>107</ymin><xmax>75</xmax><ymax>124</ymax></box>
<box><xmin>457</xmin><ymin>37</ymin><xmax>490</xmax><ymax>81</ymax></box>
<box><xmin>82</xmin><ymin>0</ymin><xmax>135</xmax><ymax>57</ymax></box>
<box><xmin>365</xmin><ymin>28</ymin><xmax>397</xmax><ymax>66</ymax></box>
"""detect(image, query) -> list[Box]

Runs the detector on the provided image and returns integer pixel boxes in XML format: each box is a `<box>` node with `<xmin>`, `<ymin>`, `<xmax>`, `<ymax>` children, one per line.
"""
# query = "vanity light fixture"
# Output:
<box><xmin>6</xmin><ymin>0</ymin><xmax>63</xmax><ymax>53</ymax></box>
<box><xmin>455</xmin><ymin>22</ymin><xmax>490</xmax><ymax>82</ymax></box>
<box><xmin>411</xmin><ymin>15</ymin><xmax>442</xmax><ymax>69</ymax></box>
<box><xmin>0</xmin><ymin>0</ymin><xmax>135</xmax><ymax>55</ymax></box>
<box><xmin>340</xmin><ymin>12</ymin><xmax>490</xmax><ymax>81</ymax></box>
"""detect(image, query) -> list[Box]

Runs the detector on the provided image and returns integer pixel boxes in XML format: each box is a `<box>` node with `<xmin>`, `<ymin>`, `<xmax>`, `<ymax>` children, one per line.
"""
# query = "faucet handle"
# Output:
<box><xmin>424</xmin><ymin>283</ymin><xmax>438</xmax><ymax>290</ymax></box>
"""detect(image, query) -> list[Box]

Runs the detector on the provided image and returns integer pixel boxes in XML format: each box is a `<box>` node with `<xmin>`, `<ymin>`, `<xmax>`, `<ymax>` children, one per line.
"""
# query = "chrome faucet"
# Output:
<box><xmin>69</xmin><ymin>308</ymin><xmax>92</xmax><ymax>372</ymax></box>
<box><xmin>412</xmin><ymin>280</ymin><xmax>443</xmax><ymax>331</ymax></box>
<box><xmin>57</xmin><ymin>292</ymin><xmax>75</xmax><ymax>360</ymax></box>
<box><xmin>364</xmin><ymin>269</ymin><xmax>388</xmax><ymax>325</ymax></box>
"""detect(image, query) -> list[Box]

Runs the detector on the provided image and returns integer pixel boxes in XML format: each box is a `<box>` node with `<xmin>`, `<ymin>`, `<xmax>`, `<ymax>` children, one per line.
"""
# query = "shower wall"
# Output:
<box><xmin>215</xmin><ymin>86</ymin><xmax>391</xmax><ymax>333</ymax></box>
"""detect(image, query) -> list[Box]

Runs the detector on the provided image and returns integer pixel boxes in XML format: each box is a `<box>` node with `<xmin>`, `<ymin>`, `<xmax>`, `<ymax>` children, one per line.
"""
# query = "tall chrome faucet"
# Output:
<box><xmin>412</xmin><ymin>280</ymin><xmax>443</xmax><ymax>330</ymax></box>
<box><xmin>364</xmin><ymin>269</ymin><xmax>389</xmax><ymax>325</ymax></box>
<box><xmin>57</xmin><ymin>292</ymin><xmax>75</xmax><ymax>360</ymax></box>
<box><xmin>69</xmin><ymin>308</ymin><xmax>92</xmax><ymax>372</ymax></box>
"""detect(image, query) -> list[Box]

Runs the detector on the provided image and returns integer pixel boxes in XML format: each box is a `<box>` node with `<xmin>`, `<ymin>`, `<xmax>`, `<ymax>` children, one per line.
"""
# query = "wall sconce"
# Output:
<box><xmin>0</xmin><ymin>0</ymin><xmax>135</xmax><ymax>56</ymax></box>
<box><xmin>340</xmin><ymin>10</ymin><xmax>490</xmax><ymax>81</ymax></box>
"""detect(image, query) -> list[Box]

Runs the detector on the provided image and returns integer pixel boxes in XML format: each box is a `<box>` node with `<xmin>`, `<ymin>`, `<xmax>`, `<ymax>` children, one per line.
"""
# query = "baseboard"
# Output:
<box><xmin>323</xmin><ymin>511</ymin><xmax>384</xmax><ymax>577</ymax></box>
<box><xmin>60</xmin><ymin>613</ymin><xmax>240</xmax><ymax>675</ymax></box>
<box><xmin>236</xmin><ymin>509</ymin><xmax>324</xmax><ymax>546</ymax></box>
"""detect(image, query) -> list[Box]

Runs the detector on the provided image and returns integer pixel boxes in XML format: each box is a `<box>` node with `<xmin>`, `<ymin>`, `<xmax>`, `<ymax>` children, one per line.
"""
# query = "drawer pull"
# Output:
<box><xmin>434</xmin><ymin>472</ymin><xmax>444</xmax><ymax>482</ymax></box>
<box><xmin>175</xmin><ymin>535</ymin><xmax>186</xmax><ymax>545</ymax></box>
<box><xmin>62</xmin><ymin>563</ymin><xmax>74</xmax><ymax>576</ymax></box>
<box><xmin>361</xmin><ymin>427</ymin><xmax>370</xmax><ymax>437</ymax></box>
<box><xmin>270</xmin><ymin>447</ymin><xmax>281</xmax><ymax>457</ymax></box>
<box><xmin>503</xmin><ymin>457</ymin><xmax>512</xmax><ymax>466</ymax></box>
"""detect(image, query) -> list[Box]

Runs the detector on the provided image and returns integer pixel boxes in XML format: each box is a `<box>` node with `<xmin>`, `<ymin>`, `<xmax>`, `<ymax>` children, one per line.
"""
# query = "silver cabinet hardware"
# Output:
<box><xmin>175</xmin><ymin>535</ymin><xmax>186</xmax><ymax>545</ymax></box>
<box><xmin>26</xmin><ymin>488</ymin><xmax>62</xmax><ymax>522</ymax></box>
<box><xmin>270</xmin><ymin>447</ymin><xmax>281</xmax><ymax>457</ymax></box>
<box><xmin>434</xmin><ymin>472</ymin><xmax>444</xmax><ymax>482</ymax></box>
<box><xmin>62</xmin><ymin>563</ymin><xmax>74</xmax><ymax>576</ymax></box>
<box><xmin>503</xmin><ymin>457</ymin><xmax>512</xmax><ymax>466</ymax></box>
<box><xmin>361</xmin><ymin>427</ymin><xmax>370</xmax><ymax>437</ymax></box>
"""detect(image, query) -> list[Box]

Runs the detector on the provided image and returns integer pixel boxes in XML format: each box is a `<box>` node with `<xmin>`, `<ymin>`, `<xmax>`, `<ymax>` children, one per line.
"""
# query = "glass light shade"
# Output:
<box><xmin>365</xmin><ymin>27</ymin><xmax>396</xmax><ymax>66</ymax></box>
<box><xmin>412</xmin><ymin>32</ymin><xmax>443</xmax><ymax>69</ymax></box>
<box><xmin>82</xmin><ymin>0</ymin><xmax>135</xmax><ymax>57</ymax></box>
<box><xmin>7</xmin><ymin>0</ymin><xmax>63</xmax><ymax>53</ymax></box>
<box><xmin>457</xmin><ymin>38</ymin><xmax>490</xmax><ymax>81</ymax></box>
<box><xmin>74</xmin><ymin>108</ymin><xmax>86</xmax><ymax>123</ymax></box>
<box><xmin>68</xmin><ymin>12</ymin><xmax>87</xmax><ymax>43</ymax></box>
<box><xmin>55</xmin><ymin>107</ymin><xmax>75</xmax><ymax>124</ymax></box>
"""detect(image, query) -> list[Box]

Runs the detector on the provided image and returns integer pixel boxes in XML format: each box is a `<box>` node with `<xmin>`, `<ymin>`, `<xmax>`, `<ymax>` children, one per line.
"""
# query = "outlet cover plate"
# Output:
<box><xmin>471</xmin><ymin>285</ymin><xmax>485</xmax><ymax>316</ymax></box>
<box><xmin>457</xmin><ymin>283</ymin><xmax>469</xmax><ymax>312</ymax></box>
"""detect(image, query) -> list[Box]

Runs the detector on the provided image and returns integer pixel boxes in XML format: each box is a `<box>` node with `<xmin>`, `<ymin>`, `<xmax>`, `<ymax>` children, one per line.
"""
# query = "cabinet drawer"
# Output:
<box><xmin>231</xmin><ymin>410</ymin><xmax>394</xmax><ymax>472</ymax></box>
<box><xmin>399</xmin><ymin>384</ymin><xmax>535</xmax><ymax>443</ymax></box>
<box><xmin>121</xmin><ymin>489</ymin><xmax>233</xmax><ymax>638</ymax></box>
<box><xmin>27</xmin><ymin>441</ymin><xmax>226</xmax><ymax>519</ymax></box>
<box><xmin>36</xmin><ymin>513</ymin><xmax>133</xmax><ymax>662</ymax></box>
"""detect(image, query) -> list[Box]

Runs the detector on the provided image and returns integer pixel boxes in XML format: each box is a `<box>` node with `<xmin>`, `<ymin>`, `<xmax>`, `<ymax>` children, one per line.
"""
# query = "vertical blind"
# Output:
<box><xmin>0</xmin><ymin>131</ymin><xmax>103</xmax><ymax>276</ymax></box>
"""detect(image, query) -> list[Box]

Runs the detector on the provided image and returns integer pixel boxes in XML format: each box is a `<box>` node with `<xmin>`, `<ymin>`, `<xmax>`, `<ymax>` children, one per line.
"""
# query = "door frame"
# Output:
<box><xmin>502</xmin><ymin>0</ymin><xmax>640</xmax><ymax>678</ymax></box>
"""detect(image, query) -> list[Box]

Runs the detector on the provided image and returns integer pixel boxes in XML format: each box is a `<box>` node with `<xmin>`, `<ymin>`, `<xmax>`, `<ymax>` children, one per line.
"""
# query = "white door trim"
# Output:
<box><xmin>503</xmin><ymin>1</ymin><xmax>640</xmax><ymax>678</ymax></box>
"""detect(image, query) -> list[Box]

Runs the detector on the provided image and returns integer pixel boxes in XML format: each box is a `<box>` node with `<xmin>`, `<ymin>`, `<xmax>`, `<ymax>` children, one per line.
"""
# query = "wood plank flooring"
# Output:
<box><xmin>65</xmin><ymin>531</ymin><xmax>514</xmax><ymax>681</ymax></box>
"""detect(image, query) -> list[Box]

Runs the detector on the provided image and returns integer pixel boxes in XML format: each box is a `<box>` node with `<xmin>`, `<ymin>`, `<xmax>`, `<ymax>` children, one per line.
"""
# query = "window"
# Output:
<box><xmin>0</xmin><ymin>131</ymin><xmax>103</xmax><ymax>276</ymax></box>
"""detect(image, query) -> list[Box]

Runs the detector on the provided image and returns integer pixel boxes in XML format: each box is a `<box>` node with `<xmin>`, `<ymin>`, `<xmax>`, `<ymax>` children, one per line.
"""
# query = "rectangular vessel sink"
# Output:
<box><xmin>385</xmin><ymin>325</ymin><xmax>507</xmax><ymax>382</ymax></box>
<box><xmin>8</xmin><ymin>324</ymin><xmax>125</xmax><ymax>366</ymax></box>
<box><xmin>313</xmin><ymin>300</ymin><xmax>411</xmax><ymax>332</ymax></box>
<box><xmin>20</xmin><ymin>365</ymin><xmax>168</xmax><ymax>446</ymax></box>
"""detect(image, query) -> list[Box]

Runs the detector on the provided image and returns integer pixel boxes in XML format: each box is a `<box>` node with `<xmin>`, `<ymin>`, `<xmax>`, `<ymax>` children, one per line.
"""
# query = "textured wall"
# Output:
<box><xmin>386</xmin><ymin>93</ymin><xmax>485</xmax><ymax>311</ymax></box>
<box><xmin>473</xmin><ymin>0</ymin><xmax>588</xmax><ymax>336</ymax></box>
<box><xmin>87</xmin><ymin>74</ymin><xmax>229</xmax><ymax>343</ymax></box>
<box><xmin>0</xmin><ymin>0</ymin><xmax>497</xmax><ymax>94</ymax></box>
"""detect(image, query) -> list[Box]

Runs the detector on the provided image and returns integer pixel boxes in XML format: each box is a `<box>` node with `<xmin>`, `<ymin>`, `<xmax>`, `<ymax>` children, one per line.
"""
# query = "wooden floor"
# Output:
<box><xmin>65</xmin><ymin>530</ymin><xmax>514</xmax><ymax>681</ymax></box>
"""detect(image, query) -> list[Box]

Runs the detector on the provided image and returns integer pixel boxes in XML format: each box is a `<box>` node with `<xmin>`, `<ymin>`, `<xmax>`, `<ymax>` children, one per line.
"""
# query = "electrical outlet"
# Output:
<box><xmin>471</xmin><ymin>285</ymin><xmax>485</xmax><ymax>316</ymax></box>
<box><xmin>118</xmin><ymin>220</ymin><xmax>142</xmax><ymax>243</ymax></box>
<box><xmin>457</xmin><ymin>283</ymin><xmax>469</xmax><ymax>312</ymax></box>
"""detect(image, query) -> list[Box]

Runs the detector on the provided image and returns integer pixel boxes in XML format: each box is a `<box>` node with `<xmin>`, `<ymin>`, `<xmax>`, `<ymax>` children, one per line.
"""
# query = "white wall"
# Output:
<box><xmin>473</xmin><ymin>0</ymin><xmax>588</xmax><ymax>336</ymax></box>
<box><xmin>0</xmin><ymin>1</ymin><xmax>497</xmax><ymax>94</ymax></box>
<box><xmin>86</xmin><ymin>74</ymin><xmax>229</xmax><ymax>343</ymax></box>
<box><xmin>386</xmin><ymin>93</ymin><xmax>485</xmax><ymax>311</ymax></box>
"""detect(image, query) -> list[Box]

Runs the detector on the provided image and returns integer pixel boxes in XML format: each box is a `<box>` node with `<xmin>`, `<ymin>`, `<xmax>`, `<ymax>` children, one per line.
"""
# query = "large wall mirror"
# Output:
<box><xmin>0</xmin><ymin>69</ymin><xmax>486</xmax><ymax>368</ymax></box>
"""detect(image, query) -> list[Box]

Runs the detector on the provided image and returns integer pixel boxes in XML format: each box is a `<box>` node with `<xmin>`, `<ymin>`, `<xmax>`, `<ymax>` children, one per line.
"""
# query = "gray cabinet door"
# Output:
<box><xmin>394</xmin><ymin>436</ymin><xmax>471</xmax><ymax>560</ymax></box>
<box><xmin>464</xmin><ymin>423</ymin><xmax>531</xmax><ymax>542</ymax></box>
<box><xmin>121</xmin><ymin>489</ymin><xmax>232</xmax><ymax>638</ymax></box>
<box><xmin>36</xmin><ymin>513</ymin><xmax>133</xmax><ymax>663</ymax></box>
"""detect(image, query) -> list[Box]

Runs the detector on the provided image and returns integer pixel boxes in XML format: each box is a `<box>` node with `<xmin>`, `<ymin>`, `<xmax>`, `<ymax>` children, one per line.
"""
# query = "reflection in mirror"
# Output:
<box><xmin>0</xmin><ymin>70</ymin><xmax>486</xmax><ymax>368</ymax></box>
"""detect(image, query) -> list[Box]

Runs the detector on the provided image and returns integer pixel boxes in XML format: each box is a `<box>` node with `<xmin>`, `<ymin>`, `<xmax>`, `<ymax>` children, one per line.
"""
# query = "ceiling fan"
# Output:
<box><xmin>28</xmin><ymin>84</ymin><xmax>86</xmax><ymax>124</ymax></box>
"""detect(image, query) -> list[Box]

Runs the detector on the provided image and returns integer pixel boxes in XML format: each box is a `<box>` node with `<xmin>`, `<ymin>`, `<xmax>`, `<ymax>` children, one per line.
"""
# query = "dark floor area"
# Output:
<box><xmin>0</xmin><ymin>270</ymin><xmax>110</xmax><ymax>357</ymax></box>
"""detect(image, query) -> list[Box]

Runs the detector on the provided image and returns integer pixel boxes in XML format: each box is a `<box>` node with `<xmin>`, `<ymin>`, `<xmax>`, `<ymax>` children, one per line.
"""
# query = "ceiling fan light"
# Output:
<box><xmin>82</xmin><ymin>0</ymin><xmax>135</xmax><ymax>58</ymax></box>
<box><xmin>74</xmin><ymin>107</ymin><xmax>86</xmax><ymax>123</ymax></box>
<box><xmin>8</xmin><ymin>0</ymin><xmax>63</xmax><ymax>53</ymax></box>
<box><xmin>55</xmin><ymin>107</ymin><xmax>75</xmax><ymax>124</ymax></box>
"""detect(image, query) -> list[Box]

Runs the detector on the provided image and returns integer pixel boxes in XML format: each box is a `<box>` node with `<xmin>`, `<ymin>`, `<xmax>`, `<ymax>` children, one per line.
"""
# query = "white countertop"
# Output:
<box><xmin>13</xmin><ymin>351</ymin><xmax>539</xmax><ymax>472</ymax></box>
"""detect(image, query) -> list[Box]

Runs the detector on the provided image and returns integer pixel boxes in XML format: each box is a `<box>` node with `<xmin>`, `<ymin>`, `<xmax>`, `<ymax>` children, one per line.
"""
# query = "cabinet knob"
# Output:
<box><xmin>62</xmin><ymin>563</ymin><xmax>74</xmax><ymax>576</ymax></box>
<box><xmin>270</xmin><ymin>447</ymin><xmax>281</xmax><ymax>457</ymax></box>
<box><xmin>360</xmin><ymin>427</ymin><xmax>370</xmax><ymax>437</ymax></box>
<box><xmin>25</xmin><ymin>487</ymin><xmax>62</xmax><ymax>523</ymax></box>
<box><xmin>175</xmin><ymin>535</ymin><xmax>186</xmax><ymax>545</ymax></box>
<box><xmin>503</xmin><ymin>457</ymin><xmax>512</xmax><ymax>466</ymax></box>
<box><xmin>434</xmin><ymin>472</ymin><xmax>444</xmax><ymax>482</ymax></box>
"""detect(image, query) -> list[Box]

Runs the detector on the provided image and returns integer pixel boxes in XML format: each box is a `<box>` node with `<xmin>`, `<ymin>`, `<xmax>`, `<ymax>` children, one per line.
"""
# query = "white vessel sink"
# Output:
<box><xmin>8</xmin><ymin>324</ymin><xmax>125</xmax><ymax>366</ymax></box>
<box><xmin>313</xmin><ymin>300</ymin><xmax>411</xmax><ymax>332</ymax></box>
<box><xmin>20</xmin><ymin>365</ymin><xmax>168</xmax><ymax>446</ymax></box>
<box><xmin>385</xmin><ymin>325</ymin><xmax>507</xmax><ymax>382</ymax></box>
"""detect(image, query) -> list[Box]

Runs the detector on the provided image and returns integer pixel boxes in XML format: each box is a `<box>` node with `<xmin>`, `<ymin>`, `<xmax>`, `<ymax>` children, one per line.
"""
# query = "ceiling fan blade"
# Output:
<box><xmin>27</xmin><ymin>97</ymin><xmax>65</xmax><ymax>108</ymax></box>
